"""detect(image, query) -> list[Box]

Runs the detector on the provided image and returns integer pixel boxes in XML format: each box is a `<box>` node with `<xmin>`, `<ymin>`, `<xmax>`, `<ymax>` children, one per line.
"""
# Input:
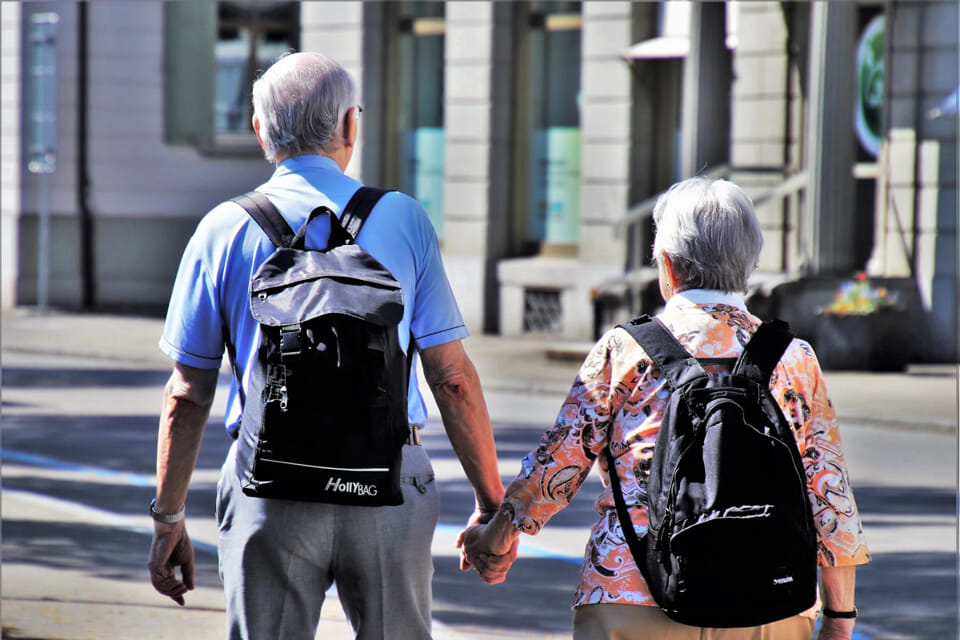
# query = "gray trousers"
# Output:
<box><xmin>217</xmin><ymin>440</ymin><xmax>440</xmax><ymax>640</ymax></box>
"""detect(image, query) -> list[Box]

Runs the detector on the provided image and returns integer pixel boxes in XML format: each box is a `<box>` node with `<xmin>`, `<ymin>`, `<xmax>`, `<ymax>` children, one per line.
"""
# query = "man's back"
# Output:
<box><xmin>160</xmin><ymin>153</ymin><xmax>467</xmax><ymax>436</ymax></box>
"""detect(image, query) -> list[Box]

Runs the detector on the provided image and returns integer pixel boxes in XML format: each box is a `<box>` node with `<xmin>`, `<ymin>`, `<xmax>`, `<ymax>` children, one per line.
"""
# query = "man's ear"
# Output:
<box><xmin>342</xmin><ymin>106</ymin><xmax>357</xmax><ymax>149</ymax></box>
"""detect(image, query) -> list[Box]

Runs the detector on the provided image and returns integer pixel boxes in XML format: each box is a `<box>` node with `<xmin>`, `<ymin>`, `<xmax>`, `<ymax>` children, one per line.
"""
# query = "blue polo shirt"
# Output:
<box><xmin>160</xmin><ymin>155</ymin><xmax>468</xmax><ymax>436</ymax></box>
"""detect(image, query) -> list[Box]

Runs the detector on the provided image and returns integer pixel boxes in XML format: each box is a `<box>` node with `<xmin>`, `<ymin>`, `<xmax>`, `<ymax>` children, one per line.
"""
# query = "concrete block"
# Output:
<box><xmin>881</xmin><ymin>233</ymin><xmax>914</xmax><ymax>276</ymax></box>
<box><xmin>916</xmin><ymin>185</ymin><xmax>941</xmax><ymax>233</ymax></box>
<box><xmin>446</xmin><ymin>1</ymin><xmax>493</xmax><ymax>24</ymax></box>
<box><xmin>581</xmin><ymin>59</ymin><xmax>631</xmax><ymax>100</ymax></box>
<box><xmin>757</xmin><ymin>230</ymin><xmax>785</xmax><ymax>272</ymax></box>
<box><xmin>445</xmin><ymin>103</ymin><xmax>491</xmax><ymax>140</ymax></box>
<box><xmin>732</xmin><ymin>52</ymin><xmax>789</xmax><ymax>98</ymax></box>
<box><xmin>447</xmin><ymin>25</ymin><xmax>493</xmax><ymax>61</ymax></box>
<box><xmin>922</xmin><ymin>2</ymin><xmax>960</xmax><ymax>47</ymax></box>
<box><xmin>446</xmin><ymin>62</ymin><xmax>491</xmax><ymax>101</ymax></box>
<box><xmin>443</xmin><ymin>255</ymin><xmax>487</xmax><ymax>332</ymax></box>
<box><xmin>578</xmin><ymin>222</ymin><xmax>625</xmax><ymax>265</ymax></box>
<box><xmin>730</xmin><ymin>141</ymin><xmax>787</xmax><ymax>167</ymax></box>
<box><xmin>921</xmin><ymin>49</ymin><xmax>960</xmax><ymax>93</ymax></box>
<box><xmin>580</xmin><ymin>183</ymin><xmax>629</xmax><ymax>224</ymax></box>
<box><xmin>443</xmin><ymin>219</ymin><xmax>488</xmax><ymax>257</ymax></box>
<box><xmin>444</xmin><ymin>180</ymin><xmax>488</xmax><ymax>219</ymax></box>
<box><xmin>581</xmin><ymin>18</ymin><xmax>632</xmax><ymax>59</ymax></box>
<box><xmin>581</xmin><ymin>101</ymin><xmax>631</xmax><ymax>139</ymax></box>
<box><xmin>888</xmin><ymin>96</ymin><xmax>917</xmax><ymax>129</ymax></box>
<box><xmin>891</xmin><ymin>51</ymin><xmax>921</xmax><ymax>94</ymax></box>
<box><xmin>582</xmin><ymin>2</ymin><xmax>631</xmax><ymax>19</ymax></box>
<box><xmin>581</xmin><ymin>141</ymin><xmax>629</xmax><ymax>182</ymax></box>
<box><xmin>887</xmin><ymin>129</ymin><xmax>917</xmax><ymax>185</ymax></box>
<box><xmin>301</xmin><ymin>2</ymin><xmax>362</xmax><ymax>26</ymax></box>
<box><xmin>918</xmin><ymin>140</ymin><xmax>942</xmax><ymax>187</ymax></box>
<box><xmin>445</xmin><ymin>141</ymin><xmax>489</xmax><ymax>181</ymax></box>
<box><xmin>891</xmin><ymin>4</ymin><xmax>921</xmax><ymax>49</ymax></box>
<box><xmin>733</xmin><ymin>5</ymin><xmax>788</xmax><ymax>54</ymax></box>
<box><xmin>887</xmin><ymin>186</ymin><xmax>917</xmax><ymax>222</ymax></box>
<box><xmin>731</xmin><ymin>97</ymin><xmax>787</xmax><ymax>141</ymax></box>
<box><xmin>499</xmin><ymin>283</ymin><xmax>524</xmax><ymax>336</ymax></box>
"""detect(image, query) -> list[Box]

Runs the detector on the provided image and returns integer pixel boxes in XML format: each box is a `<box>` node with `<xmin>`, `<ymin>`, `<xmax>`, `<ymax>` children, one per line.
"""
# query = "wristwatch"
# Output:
<box><xmin>149</xmin><ymin>498</ymin><xmax>185</xmax><ymax>524</ymax></box>
<box><xmin>822</xmin><ymin>607</ymin><xmax>858</xmax><ymax>619</ymax></box>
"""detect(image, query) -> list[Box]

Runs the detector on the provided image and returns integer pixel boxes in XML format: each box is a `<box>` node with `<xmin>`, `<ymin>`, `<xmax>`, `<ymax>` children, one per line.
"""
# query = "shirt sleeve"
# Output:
<box><xmin>773</xmin><ymin>340</ymin><xmax>871</xmax><ymax>567</ymax></box>
<box><xmin>408</xmin><ymin>207</ymin><xmax>468</xmax><ymax>349</ymax></box>
<box><xmin>159</xmin><ymin>226</ymin><xmax>226</xmax><ymax>370</ymax></box>
<box><xmin>502</xmin><ymin>333</ymin><xmax>617</xmax><ymax>534</ymax></box>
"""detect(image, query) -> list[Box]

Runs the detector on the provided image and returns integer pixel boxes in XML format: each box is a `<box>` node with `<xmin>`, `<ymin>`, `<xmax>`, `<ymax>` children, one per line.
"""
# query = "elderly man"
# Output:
<box><xmin>148</xmin><ymin>52</ymin><xmax>509</xmax><ymax>640</ymax></box>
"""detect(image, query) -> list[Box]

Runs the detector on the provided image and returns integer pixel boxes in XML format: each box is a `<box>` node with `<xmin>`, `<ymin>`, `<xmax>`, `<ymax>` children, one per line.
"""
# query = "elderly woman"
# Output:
<box><xmin>460</xmin><ymin>177</ymin><xmax>870</xmax><ymax>640</ymax></box>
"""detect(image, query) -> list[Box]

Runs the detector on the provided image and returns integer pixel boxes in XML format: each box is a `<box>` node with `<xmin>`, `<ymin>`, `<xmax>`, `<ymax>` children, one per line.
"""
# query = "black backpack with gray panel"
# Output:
<box><xmin>605</xmin><ymin>315</ymin><xmax>818</xmax><ymax>627</ymax></box>
<box><xmin>229</xmin><ymin>187</ymin><xmax>411</xmax><ymax>506</ymax></box>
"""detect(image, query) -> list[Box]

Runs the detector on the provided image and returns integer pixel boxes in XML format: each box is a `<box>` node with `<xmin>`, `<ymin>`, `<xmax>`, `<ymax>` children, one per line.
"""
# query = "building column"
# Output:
<box><xmin>1</xmin><ymin>2</ymin><xmax>21</xmax><ymax>308</ymax></box>
<box><xmin>803</xmin><ymin>1</ymin><xmax>858</xmax><ymax>274</ymax></box>
<box><xmin>576</xmin><ymin>1</ymin><xmax>634</xmax><ymax>335</ymax></box>
<box><xmin>443</xmin><ymin>1</ymin><xmax>499</xmax><ymax>333</ymax></box>
<box><xmin>300</xmin><ymin>3</ymin><xmax>367</xmax><ymax>182</ymax></box>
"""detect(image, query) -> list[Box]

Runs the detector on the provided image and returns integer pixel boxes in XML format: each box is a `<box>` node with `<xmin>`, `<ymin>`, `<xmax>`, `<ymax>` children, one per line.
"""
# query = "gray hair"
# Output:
<box><xmin>652</xmin><ymin>177</ymin><xmax>763</xmax><ymax>293</ymax></box>
<box><xmin>251</xmin><ymin>52</ymin><xmax>356</xmax><ymax>163</ymax></box>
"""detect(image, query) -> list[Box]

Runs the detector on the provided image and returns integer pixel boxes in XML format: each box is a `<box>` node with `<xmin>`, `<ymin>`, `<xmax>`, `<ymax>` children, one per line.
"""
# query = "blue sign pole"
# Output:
<box><xmin>28</xmin><ymin>12</ymin><xmax>59</xmax><ymax>311</ymax></box>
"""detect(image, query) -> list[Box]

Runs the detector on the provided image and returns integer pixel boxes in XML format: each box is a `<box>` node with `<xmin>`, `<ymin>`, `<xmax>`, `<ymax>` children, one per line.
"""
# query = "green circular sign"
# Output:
<box><xmin>855</xmin><ymin>15</ymin><xmax>884</xmax><ymax>157</ymax></box>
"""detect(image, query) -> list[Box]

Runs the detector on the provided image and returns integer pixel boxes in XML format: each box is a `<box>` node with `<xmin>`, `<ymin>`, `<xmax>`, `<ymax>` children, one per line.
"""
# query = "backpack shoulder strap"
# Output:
<box><xmin>733</xmin><ymin>320</ymin><xmax>794</xmax><ymax>384</ymax></box>
<box><xmin>231</xmin><ymin>191</ymin><xmax>296</xmax><ymax>249</ymax></box>
<box><xmin>338</xmin><ymin>187</ymin><xmax>393</xmax><ymax>244</ymax></box>
<box><xmin>618</xmin><ymin>315</ymin><xmax>706</xmax><ymax>390</ymax></box>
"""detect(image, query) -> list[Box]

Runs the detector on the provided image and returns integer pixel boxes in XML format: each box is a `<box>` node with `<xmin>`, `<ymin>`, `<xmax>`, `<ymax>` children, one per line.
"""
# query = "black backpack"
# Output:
<box><xmin>229</xmin><ymin>187</ymin><xmax>412</xmax><ymax>506</ymax></box>
<box><xmin>604</xmin><ymin>315</ymin><xmax>818</xmax><ymax>628</ymax></box>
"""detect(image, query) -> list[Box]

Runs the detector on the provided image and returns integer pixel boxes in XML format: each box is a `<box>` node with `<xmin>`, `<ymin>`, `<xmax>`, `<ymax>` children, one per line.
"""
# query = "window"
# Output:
<box><xmin>396</xmin><ymin>2</ymin><xmax>445</xmax><ymax>237</ymax></box>
<box><xmin>164</xmin><ymin>1</ymin><xmax>299</xmax><ymax>152</ymax></box>
<box><xmin>216</xmin><ymin>2</ymin><xmax>299</xmax><ymax>136</ymax></box>
<box><xmin>525</xmin><ymin>2</ymin><xmax>582</xmax><ymax>252</ymax></box>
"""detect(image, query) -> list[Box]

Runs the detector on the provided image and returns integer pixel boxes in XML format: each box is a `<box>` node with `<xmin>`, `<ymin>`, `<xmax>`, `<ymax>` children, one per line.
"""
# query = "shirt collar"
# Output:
<box><xmin>274</xmin><ymin>154</ymin><xmax>341</xmax><ymax>176</ymax></box>
<box><xmin>664</xmin><ymin>289</ymin><xmax>748</xmax><ymax>313</ymax></box>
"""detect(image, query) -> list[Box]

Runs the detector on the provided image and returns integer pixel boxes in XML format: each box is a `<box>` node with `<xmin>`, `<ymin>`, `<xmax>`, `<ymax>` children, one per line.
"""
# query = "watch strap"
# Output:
<box><xmin>822</xmin><ymin>607</ymin><xmax>858</xmax><ymax>619</ymax></box>
<box><xmin>150</xmin><ymin>498</ymin><xmax>185</xmax><ymax>524</ymax></box>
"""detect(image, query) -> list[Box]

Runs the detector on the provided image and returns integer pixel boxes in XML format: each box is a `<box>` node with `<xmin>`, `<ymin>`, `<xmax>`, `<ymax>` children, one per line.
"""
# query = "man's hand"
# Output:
<box><xmin>458</xmin><ymin>523</ymin><xmax>518</xmax><ymax>584</ymax></box>
<box><xmin>818</xmin><ymin>616</ymin><xmax>856</xmax><ymax>640</ymax></box>
<box><xmin>148</xmin><ymin>520</ymin><xmax>195</xmax><ymax>606</ymax></box>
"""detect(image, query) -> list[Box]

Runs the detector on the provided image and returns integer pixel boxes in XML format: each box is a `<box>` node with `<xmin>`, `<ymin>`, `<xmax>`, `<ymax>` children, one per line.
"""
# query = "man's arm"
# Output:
<box><xmin>420</xmin><ymin>340</ymin><xmax>503</xmax><ymax>514</ymax></box>
<box><xmin>819</xmin><ymin>565</ymin><xmax>858</xmax><ymax>640</ymax></box>
<box><xmin>148</xmin><ymin>362</ymin><xmax>219</xmax><ymax>606</ymax></box>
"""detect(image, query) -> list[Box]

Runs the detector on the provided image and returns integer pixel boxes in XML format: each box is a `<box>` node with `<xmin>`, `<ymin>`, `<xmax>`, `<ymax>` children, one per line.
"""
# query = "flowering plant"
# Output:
<box><xmin>821</xmin><ymin>272</ymin><xmax>899</xmax><ymax>315</ymax></box>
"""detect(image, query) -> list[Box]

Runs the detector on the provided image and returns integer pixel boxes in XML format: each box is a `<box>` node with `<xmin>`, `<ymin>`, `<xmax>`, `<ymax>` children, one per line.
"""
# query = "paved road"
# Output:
<box><xmin>1</xmin><ymin>310</ymin><xmax>957</xmax><ymax>639</ymax></box>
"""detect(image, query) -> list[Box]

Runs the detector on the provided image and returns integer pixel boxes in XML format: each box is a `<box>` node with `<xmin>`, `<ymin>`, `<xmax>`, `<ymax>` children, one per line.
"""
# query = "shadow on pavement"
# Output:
<box><xmin>2</xmin><ymin>367</ymin><xmax>172</xmax><ymax>389</ymax></box>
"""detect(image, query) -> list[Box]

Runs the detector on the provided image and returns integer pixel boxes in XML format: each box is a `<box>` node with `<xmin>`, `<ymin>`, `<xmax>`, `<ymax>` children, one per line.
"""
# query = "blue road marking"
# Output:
<box><xmin>1</xmin><ymin>448</ymin><xmax>156</xmax><ymax>487</ymax></box>
<box><xmin>435</xmin><ymin>523</ymin><xmax>583</xmax><ymax>564</ymax></box>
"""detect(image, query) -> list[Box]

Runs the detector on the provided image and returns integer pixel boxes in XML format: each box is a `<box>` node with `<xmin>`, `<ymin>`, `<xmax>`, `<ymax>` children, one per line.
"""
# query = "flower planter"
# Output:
<box><xmin>815</xmin><ymin>309</ymin><xmax>910</xmax><ymax>372</ymax></box>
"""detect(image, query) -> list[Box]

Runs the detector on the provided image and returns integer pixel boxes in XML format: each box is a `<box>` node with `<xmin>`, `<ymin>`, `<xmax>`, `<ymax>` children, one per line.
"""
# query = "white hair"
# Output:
<box><xmin>251</xmin><ymin>52</ymin><xmax>356</xmax><ymax>163</ymax></box>
<box><xmin>652</xmin><ymin>177</ymin><xmax>763</xmax><ymax>293</ymax></box>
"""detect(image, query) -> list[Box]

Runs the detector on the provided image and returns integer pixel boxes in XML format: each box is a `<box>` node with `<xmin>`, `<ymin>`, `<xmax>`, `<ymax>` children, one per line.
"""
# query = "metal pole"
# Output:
<box><xmin>37</xmin><ymin>172</ymin><xmax>50</xmax><ymax>310</ymax></box>
<box><xmin>28</xmin><ymin>12</ymin><xmax>59</xmax><ymax>311</ymax></box>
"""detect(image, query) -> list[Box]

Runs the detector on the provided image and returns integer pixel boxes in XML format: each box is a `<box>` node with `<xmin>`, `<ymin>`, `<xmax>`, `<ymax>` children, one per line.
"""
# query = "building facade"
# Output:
<box><xmin>3</xmin><ymin>1</ymin><xmax>957</xmax><ymax>360</ymax></box>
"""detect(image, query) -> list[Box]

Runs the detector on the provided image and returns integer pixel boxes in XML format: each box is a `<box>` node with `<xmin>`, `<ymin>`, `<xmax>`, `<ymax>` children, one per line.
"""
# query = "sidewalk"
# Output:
<box><xmin>2</xmin><ymin>308</ymin><xmax>956</xmax><ymax>433</ymax></box>
<box><xmin>1</xmin><ymin>308</ymin><xmax>957</xmax><ymax>640</ymax></box>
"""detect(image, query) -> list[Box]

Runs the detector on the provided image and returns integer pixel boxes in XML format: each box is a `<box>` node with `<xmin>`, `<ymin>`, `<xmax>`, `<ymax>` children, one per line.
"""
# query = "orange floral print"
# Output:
<box><xmin>502</xmin><ymin>293</ymin><xmax>871</xmax><ymax>613</ymax></box>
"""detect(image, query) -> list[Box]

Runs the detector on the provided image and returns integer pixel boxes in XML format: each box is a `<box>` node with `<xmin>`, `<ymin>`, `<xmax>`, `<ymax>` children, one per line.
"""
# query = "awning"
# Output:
<box><xmin>622</xmin><ymin>35</ymin><xmax>689</xmax><ymax>60</ymax></box>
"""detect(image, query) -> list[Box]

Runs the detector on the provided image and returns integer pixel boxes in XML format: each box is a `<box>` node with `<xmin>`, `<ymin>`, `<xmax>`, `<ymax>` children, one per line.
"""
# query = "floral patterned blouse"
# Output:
<box><xmin>502</xmin><ymin>289</ymin><xmax>871</xmax><ymax>613</ymax></box>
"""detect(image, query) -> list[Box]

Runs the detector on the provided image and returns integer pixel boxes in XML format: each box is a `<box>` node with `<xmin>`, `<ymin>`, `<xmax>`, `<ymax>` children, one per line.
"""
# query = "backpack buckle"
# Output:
<box><xmin>279</xmin><ymin>324</ymin><xmax>303</xmax><ymax>363</ymax></box>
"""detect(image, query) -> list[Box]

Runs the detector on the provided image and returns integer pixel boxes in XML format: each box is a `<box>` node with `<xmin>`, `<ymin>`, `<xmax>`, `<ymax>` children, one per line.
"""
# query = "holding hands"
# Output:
<box><xmin>456</xmin><ymin>504</ymin><xmax>520</xmax><ymax>584</ymax></box>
